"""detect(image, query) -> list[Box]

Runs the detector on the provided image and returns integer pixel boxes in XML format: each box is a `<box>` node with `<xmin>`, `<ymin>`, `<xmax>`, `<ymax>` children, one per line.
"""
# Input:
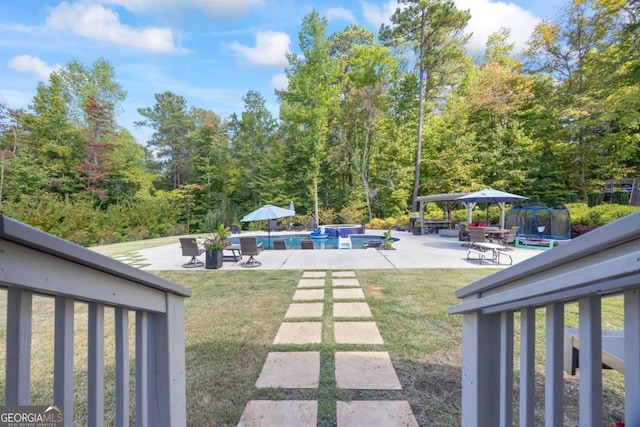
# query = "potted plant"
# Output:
<box><xmin>382</xmin><ymin>229</ymin><xmax>395</xmax><ymax>250</ymax></box>
<box><xmin>201</xmin><ymin>225</ymin><xmax>231</xmax><ymax>269</ymax></box>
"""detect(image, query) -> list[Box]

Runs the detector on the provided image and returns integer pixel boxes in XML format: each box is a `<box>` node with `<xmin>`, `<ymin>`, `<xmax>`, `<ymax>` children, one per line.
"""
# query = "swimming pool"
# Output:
<box><xmin>228</xmin><ymin>234</ymin><xmax>398</xmax><ymax>250</ymax></box>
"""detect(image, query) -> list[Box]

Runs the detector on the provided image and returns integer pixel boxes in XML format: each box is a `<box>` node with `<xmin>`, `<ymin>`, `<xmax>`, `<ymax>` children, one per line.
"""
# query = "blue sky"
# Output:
<box><xmin>0</xmin><ymin>0</ymin><xmax>563</xmax><ymax>143</ymax></box>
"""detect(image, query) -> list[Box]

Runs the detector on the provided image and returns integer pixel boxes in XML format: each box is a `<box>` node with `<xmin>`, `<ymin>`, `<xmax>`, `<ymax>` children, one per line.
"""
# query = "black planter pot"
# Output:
<box><xmin>205</xmin><ymin>250</ymin><xmax>224</xmax><ymax>269</ymax></box>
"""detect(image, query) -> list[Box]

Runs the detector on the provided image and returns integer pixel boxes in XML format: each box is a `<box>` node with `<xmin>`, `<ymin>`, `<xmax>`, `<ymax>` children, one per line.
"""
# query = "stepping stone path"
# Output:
<box><xmin>238</xmin><ymin>271</ymin><xmax>419</xmax><ymax>426</ymax></box>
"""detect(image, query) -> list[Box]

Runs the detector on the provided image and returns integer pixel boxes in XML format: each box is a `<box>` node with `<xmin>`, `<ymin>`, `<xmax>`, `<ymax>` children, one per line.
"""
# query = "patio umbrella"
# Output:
<box><xmin>456</xmin><ymin>188</ymin><xmax>528</xmax><ymax>228</ymax></box>
<box><xmin>241</xmin><ymin>204</ymin><xmax>295</xmax><ymax>248</ymax></box>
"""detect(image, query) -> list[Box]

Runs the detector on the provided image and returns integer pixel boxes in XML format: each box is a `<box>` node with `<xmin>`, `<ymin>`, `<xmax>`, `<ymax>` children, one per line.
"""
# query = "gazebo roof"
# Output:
<box><xmin>416</xmin><ymin>192</ymin><xmax>469</xmax><ymax>203</ymax></box>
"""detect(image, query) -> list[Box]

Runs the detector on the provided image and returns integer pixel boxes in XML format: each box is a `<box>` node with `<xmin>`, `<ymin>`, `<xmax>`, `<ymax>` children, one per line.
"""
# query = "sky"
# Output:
<box><xmin>0</xmin><ymin>0</ymin><xmax>564</xmax><ymax>143</ymax></box>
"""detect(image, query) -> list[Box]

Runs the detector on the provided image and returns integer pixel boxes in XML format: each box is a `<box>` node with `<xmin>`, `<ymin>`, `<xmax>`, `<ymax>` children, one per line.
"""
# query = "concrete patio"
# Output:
<box><xmin>124</xmin><ymin>229</ymin><xmax>544</xmax><ymax>271</ymax></box>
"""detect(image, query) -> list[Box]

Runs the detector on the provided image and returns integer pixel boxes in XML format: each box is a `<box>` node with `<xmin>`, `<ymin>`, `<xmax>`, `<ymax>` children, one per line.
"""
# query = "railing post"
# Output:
<box><xmin>625</xmin><ymin>289</ymin><xmax>640</xmax><ymax>427</ymax></box>
<box><xmin>148</xmin><ymin>293</ymin><xmax>187</xmax><ymax>427</ymax></box>
<box><xmin>88</xmin><ymin>302</ymin><xmax>105</xmax><ymax>427</ymax></box>
<box><xmin>545</xmin><ymin>303</ymin><xmax>564</xmax><ymax>426</ymax></box>
<box><xmin>54</xmin><ymin>296</ymin><xmax>74</xmax><ymax>427</ymax></box>
<box><xmin>578</xmin><ymin>296</ymin><xmax>603</xmax><ymax>427</ymax></box>
<box><xmin>499</xmin><ymin>311</ymin><xmax>513</xmax><ymax>427</ymax></box>
<box><xmin>115</xmin><ymin>307</ymin><xmax>129</xmax><ymax>427</ymax></box>
<box><xmin>5</xmin><ymin>288</ymin><xmax>32</xmax><ymax>405</ymax></box>
<box><xmin>519</xmin><ymin>307</ymin><xmax>536</xmax><ymax>427</ymax></box>
<box><xmin>461</xmin><ymin>310</ymin><xmax>501</xmax><ymax>427</ymax></box>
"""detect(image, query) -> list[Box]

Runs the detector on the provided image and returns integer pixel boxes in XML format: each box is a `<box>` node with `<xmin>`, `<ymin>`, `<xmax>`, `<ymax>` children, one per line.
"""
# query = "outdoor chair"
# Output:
<box><xmin>179</xmin><ymin>237</ymin><xmax>205</xmax><ymax>268</ymax></box>
<box><xmin>301</xmin><ymin>240</ymin><xmax>314</xmax><ymax>249</ymax></box>
<box><xmin>499</xmin><ymin>226</ymin><xmax>519</xmax><ymax>250</ymax></box>
<box><xmin>239</xmin><ymin>236</ymin><xmax>264</xmax><ymax>267</ymax></box>
<box><xmin>458</xmin><ymin>223</ymin><xmax>471</xmax><ymax>247</ymax></box>
<box><xmin>468</xmin><ymin>227</ymin><xmax>487</xmax><ymax>248</ymax></box>
<box><xmin>273</xmin><ymin>240</ymin><xmax>287</xmax><ymax>250</ymax></box>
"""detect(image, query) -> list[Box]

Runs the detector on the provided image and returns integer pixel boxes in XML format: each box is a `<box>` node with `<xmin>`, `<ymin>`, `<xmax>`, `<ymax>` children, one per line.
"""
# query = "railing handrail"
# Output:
<box><xmin>0</xmin><ymin>215</ymin><xmax>190</xmax><ymax>298</ymax></box>
<box><xmin>453</xmin><ymin>211</ymin><xmax>640</xmax><ymax>299</ymax></box>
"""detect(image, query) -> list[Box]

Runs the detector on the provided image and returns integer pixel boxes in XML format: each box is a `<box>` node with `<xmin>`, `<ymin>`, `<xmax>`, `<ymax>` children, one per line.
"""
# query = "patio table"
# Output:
<box><xmin>468</xmin><ymin>242</ymin><xmax>512</xmax><ymax>265</ymax></box>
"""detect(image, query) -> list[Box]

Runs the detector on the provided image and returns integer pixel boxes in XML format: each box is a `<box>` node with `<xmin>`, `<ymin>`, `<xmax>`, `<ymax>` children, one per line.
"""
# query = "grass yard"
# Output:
<box><xmin>0</xmin><ymin>256</ymin><xmax>626</xmax><ymax>425</ymax></box>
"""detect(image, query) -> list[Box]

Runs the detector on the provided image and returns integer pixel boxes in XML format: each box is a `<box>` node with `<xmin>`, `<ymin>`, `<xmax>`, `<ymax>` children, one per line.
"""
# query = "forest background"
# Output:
<box><xmin>0</xmin><ymin>0</ymin><xmax>638</xmax><ymax>246</ymax></box>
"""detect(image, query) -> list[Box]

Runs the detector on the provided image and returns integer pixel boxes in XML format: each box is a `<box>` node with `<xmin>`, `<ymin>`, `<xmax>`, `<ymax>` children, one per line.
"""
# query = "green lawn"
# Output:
<box><xmin>154</xmin><ymin>268</ymin><xmax>624</xmax><ymax>426</ymax></box>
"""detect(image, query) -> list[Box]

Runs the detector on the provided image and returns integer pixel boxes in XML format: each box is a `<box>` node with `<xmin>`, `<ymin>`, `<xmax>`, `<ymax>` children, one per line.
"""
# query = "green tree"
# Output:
<box><xmin>136</xmin><ymin>91</ymin><xmax>193</xmax><ymax>190</ymax></box>
<box><xmin>57</xmin><ymin>58</ymin><xmax>127</xmax><ymax>124</ymax></box>
<box><xmin>278</xmin><ymin>10</ymin><xmax>342</xmax><ymax>223</ymax></box>
<box><xmin>381</xmin><ymin>0</ymin><xmax>471</xmax><ymax>210</ymax></box>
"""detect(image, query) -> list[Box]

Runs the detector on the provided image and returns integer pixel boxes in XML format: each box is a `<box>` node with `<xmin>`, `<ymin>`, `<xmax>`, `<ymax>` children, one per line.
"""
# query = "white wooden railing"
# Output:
<box><xmin>450</xmin><ymin>211</ymin><xmax>640</xmax><ymax>427</ymax></box>
<box><xmin>0</xmin><ymin>215</ymin><xmax>191</xmax><ymax>427</ymax></box>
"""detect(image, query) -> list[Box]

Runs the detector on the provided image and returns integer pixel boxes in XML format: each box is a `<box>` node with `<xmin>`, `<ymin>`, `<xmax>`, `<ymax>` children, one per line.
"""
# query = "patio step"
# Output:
<box><xmin>237</xmin><ymin>271</ymin><xmax>418</xmax><ymax>426</ymax></box>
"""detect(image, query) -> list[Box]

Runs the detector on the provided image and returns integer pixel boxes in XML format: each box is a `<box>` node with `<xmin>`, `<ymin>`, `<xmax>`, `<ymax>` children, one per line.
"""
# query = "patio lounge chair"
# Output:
<box><xmin>239</xmin><ymin>236</ymin><xmax>264</xmax><ymax>267</ymax></box>
<box><xmin>179</xmin><ymin>237</ymin><xmax>205</xmax><ymax>268</ymax></box>
<box><xmin>273</xmin><ymin>240</ymin><xmax>287</xmax><ymax>250</ymax></box>
<box><xmin>301</xmin><ymin>240</ymin><xmax>314</xmax><ymax>249</ymax></box>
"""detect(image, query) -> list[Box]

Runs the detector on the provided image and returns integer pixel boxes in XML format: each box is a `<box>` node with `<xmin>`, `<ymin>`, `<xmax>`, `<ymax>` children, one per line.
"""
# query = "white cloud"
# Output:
<box><xmin>8</xmin><ymin>55</ymin><xmax>60</xmax><ymax>80</ymax></box>
<box><xmin>454</xmin><ymin>0</ymin><xmax>540</xmax><ymax>56</ymax></box>
<box><xmin>46</xmin><ymin>2</ymin><xmax>178</xmax><ymax>53</ymax></box>
<box><xmin>270</xmin><ymin>73</ymin><xmax>288</xmax><ymax>91</ymax></box>
<box><xmin>325</xmin><ymin>7</ymin><xmax>357</xmax><ymax>25</ymax></box>
<box><xmin>227</xmin><ymin>31</ymin><xmax>290</xmax><ymax>67</ymax></box>
<box><xmin>361</xmin><ymin>0</ymin><xmax>395</xmax><ymax>29</ymax></box>
<box><xmin>100</xmin><ymin>0</ymin><xmax>262</xmax><ymax>19</ymax></box>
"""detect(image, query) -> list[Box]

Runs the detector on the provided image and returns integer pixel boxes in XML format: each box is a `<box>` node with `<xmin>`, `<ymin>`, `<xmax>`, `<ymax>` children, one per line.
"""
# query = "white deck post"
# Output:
<box><xmin>5</xmin><ymin>288</ymin><xmax>33</xmax><ymax>405</ymax></box>
<box><xmin>625</xmin><ymin>289</ymin><xmax>640</xmax><ymax>426</ymax></box>
<box><xmin>461</xmin><ymin>311</ymin><xmax>501</xmax><ymax>426</ymax></box>
<box><xmin>136</xmin><ymin>311</ymin><xmax>149</xmax><ymax>427</ymax></box>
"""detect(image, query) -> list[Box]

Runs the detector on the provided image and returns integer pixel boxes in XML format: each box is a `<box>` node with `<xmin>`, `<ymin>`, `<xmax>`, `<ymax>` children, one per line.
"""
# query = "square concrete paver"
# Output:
<box><xmin>293</xmin><ymin>289</ymin><xmax>325</xmax><ymax>301</ymax></box>
<box><xmin>273</xmin><ymin>322</ymin><xmax>322</xmax><ymax>344</ymax></box>
<box><xmin>256</xmin><ymin>352</ymin><xmax>320</xmax><ymax>388</ymax></box>
<box><xmin>336</xmin><ymin>401</ymin><xmax>418</xmax><ymax>427</ymax></box>
<box><xmin>285</xmin><ymin>303</ymin><xmax>324</xmax><ymax>318</ymax></box>
<box><xmin>332</xmin><ymin>278</ymin><xmax>360</xmax><ymax>287</ymax></box>
<box><xmin>297</xmin><ymin>278</ymin><xmax>326</xmax><ymax>288</ymax></box>
<box><xmin>332</xmin><ymin>271</ymin><xmax>356</xmax><ymax>278</ymax></box>
<box><xmin>333</xmin><ymin>302</ymin><xmax>372</xmax><ymax>318</ymax></box>
<box><xmin>335</xmin><ymin>351</ymin><xmax>402</xmax><ymax>390</ymax></box>
<box><xmin>237</xmin><ymin>400</ymin><xmax>318</xmax><ymax>427</ymax></box>
<box><xmin>302</xmin><ymin>271</ymin><xmax>327</xmax><ymax>278</ymax></box>
<box><xmin>334</xmin><ymin>321</ymin><xmax>383</xmax><ymax>344</ymax></box>
<box><xmin>333</xmin><ymin>288</ymin><xmax>365</xmax><ymax>300</ymax></box>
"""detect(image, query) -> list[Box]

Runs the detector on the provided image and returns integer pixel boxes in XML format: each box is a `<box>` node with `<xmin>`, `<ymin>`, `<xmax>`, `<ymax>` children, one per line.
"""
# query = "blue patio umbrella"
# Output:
<box><xmin>241</xmin><ymin>204</ymin><xmax>295</xmax><ymax>248</ymax></box>
<box><xmin>456</xmin><ymin>188</ymin><xmax>527</xmax><ymax>228</ymax></box>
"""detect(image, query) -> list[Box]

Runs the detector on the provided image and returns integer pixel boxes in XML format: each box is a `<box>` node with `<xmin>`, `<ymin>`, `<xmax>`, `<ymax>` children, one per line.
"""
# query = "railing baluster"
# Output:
<box><xmin>578</xmin><ymin>296</ymin><xmax>603</xmax><ymax>427</ymax></box>
<box><xmin>500</xmin><ymin>311</ymin><xmax>514</xmax><ymax>427</ymax></box>
<box><xmin>5</xmin><ymin>288</ymin><xmax>33</xmax><ymax>405</ymax></box>
<box><xmin>625</xmin><ymin>289</ymin><xmax>640</xmax><ymax>427</ymax></box>
<box><xmin>520</xmin><ymin>307</ymin><xmax>536</xmax><ymax>427</ymax></box>
<box><xmin>115</xmin><ymin>307</ymin><xmax>129</xmax><ymax>427</ymax></box>
<box><xmin>136</xmin><ymin>311</ymin><xmax>149</xmax><ymax>427</ymax></box>
<box><xmin>545</xmin><ymin>303</ymin><xmax>564</xmax><ymax>426</ymax></box>
<box><xmin>88</xmin><ymin>302</ymin><xmax>105</xmax><ymax>427</ymax></box>
<box><xmin>54</xmin><ymin>296</ymin><xmax>74</xmax><ymax>427</ymax></box>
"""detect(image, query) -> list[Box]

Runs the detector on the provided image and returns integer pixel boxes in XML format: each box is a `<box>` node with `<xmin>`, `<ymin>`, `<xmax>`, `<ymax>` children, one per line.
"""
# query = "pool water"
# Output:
<box><xmin>228</xmin><ymin>234</ymin><xmax>398</xmax><ymax>250</ymax></box>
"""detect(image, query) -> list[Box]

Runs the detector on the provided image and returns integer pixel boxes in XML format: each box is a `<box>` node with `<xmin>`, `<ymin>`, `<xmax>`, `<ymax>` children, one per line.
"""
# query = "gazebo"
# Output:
<box><xmin>416</xmin><ymin>193</ymin><xmax>468</xmax><ymax>233</ymax></box>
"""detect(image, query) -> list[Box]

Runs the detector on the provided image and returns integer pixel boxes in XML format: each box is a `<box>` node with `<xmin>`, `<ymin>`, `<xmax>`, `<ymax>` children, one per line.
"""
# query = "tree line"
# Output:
<box><xmin>0</xmin><ymin>0</ymin><xmax>638</xmax><ymax>245</ymax></box>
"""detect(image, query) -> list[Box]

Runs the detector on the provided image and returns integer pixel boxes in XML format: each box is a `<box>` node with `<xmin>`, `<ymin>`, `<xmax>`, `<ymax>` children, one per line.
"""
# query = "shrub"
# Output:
<box><xmin>587</xmin><ymin>192</ymin><xmax>604</xmax><ymax>207</ymax></box>
<box><xmin>571</xmin><ymin>224</ymin><xmax>598</xmax><ymax>238</ymax></box>
<box><xmin>611</xmin><ymin>190</ymin><xmax>630</xmax><ymax>205</ymax></box>
<box><xmin>587</xmin><ymin>204</ymin><xmax>640</xmax><ymax>226</ymax></box>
